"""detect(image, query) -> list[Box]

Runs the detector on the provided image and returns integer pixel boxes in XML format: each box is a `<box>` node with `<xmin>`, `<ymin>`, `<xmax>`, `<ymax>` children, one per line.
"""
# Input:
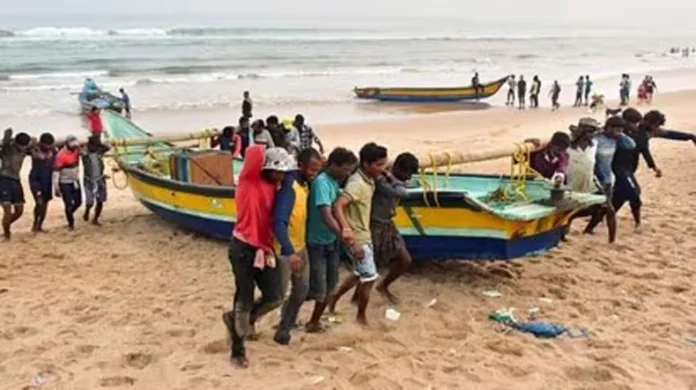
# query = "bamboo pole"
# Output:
<box><xmin>415</xmin><ymin>141</ymin><xmax>544</xmax><ymax>169</ymax></box>
<box><xmin>106</xmin><ymin>129</ymin><xmax>221</xmax><ymax>147</ymax></box>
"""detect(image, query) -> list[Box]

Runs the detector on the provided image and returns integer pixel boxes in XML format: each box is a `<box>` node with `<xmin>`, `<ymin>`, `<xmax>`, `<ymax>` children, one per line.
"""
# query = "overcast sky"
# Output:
<box><xmin>1</xmin><ymin>0</ymin><xmax>694</xmax><ymax>27</ymax></box>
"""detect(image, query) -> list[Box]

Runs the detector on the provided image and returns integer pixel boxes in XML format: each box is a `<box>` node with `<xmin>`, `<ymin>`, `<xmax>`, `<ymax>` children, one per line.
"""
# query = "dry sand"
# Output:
<box><xmin>1</xmin><ymin>91</ymin><xmax>696</xmax><ymax>390</ymax></box>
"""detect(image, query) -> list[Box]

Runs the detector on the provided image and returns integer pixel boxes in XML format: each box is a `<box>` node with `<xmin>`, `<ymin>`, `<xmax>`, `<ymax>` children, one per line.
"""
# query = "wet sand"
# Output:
<box><xmin>1</xmin><ymin>91</ymin><xmax>695</xmax><ymax>389</ymax></box>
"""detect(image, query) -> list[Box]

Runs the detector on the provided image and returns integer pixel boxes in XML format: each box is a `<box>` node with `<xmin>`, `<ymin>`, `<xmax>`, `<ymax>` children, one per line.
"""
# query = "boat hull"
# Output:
<box><xmin>354</xmin><ymin>76</ymin><xmax>509</xmax><ymax>103</ymax></box>
<box><xmin>124</xmin><ymin>165</ymin><xmax>581</xmax><ymax>261</ymax></box>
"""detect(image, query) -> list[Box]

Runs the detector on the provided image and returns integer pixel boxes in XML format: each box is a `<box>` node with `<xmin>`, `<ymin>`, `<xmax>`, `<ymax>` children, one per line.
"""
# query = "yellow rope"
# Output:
<box><xmin>418</xmin><ymin>167</ymin><xmax>431</xmax><ymax>208</ymax></box>
<box><xmin>501</xmin><ymin>143</ymin><xmax>535</xmax><ymax>202</ymax></box>
<box><xmin>443</xmin><ymin>152</ymin><xmax>452</xmax><ymax>188</ymax></box>
<box><xmin>429</xmin><ymin>153</ymin><xmax>440</xmax><ymax>208</ymax></box>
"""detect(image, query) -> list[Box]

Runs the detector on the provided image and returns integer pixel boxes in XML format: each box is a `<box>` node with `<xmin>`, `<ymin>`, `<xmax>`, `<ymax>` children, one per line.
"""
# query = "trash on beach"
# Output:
<box><xmin>489</xmin><ymin>308</ymin><xmax>516</xmax><ymax>324</ymax></box>
<box><xmin>33</xmin><ymin>375</ymin><xmax>48</xmax><ymax>386</ymax></box>
<box><xmin>385</xmin><ymin>308</ymin><xmax>401</xmax><ymax>321</ymax></box>
<box><xmin>338</xmin><ymin>346</ymin><xmax>353</xmax><ymax>352</ymax></box>
<box><xmin>511</xmin><ymin>322</ymin><xmax>567</xmax><ymax>339</ymax></box>
<box><xmin>483</xmin><ymin>290</ymin><xmax>502</xmax><ymax>298</ymax></box>
<box><xmin>687</xmin><ymin>337</ymin><xmax>696</xmax><ymax>345</ymax></box>
<box><xmin>311</xmin><ymin>376</ymin><xmax>325</xmax><ymax>385</ymax></box>
<box><xmin>488</xmin><ymin>308</ymin><xmax>587</xmax><ymax>339</ymax></box>
<box><xmin>527</xmin><ymin>307</ymin><xmax>540</xmax><ymax>320</ymax></box>
<box><xmin>425</xmin><ymin>298</ymin><xmax>437</xmax><ymax>308</ymax></box>
<box><xmin>539</xmin><ymin>297</ymin><xmax>554</xmax><ymax>304</ymax></box>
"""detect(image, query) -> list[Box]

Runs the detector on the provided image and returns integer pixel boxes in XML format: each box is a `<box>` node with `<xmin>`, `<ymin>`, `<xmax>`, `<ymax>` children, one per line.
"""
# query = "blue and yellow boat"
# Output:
<box><xmin>104</xmin><ymin>111</ymin><xmax>605</xmax><ymax>261</ymax></box>
<box><xmin>354</xmin><ymin>76</ymin><xmax>509</xmax><ymax>103</ymax></box>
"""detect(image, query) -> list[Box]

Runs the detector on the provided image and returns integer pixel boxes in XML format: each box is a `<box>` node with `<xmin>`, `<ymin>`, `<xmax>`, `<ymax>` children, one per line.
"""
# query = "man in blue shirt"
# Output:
<box><xmin>272</xmin><ymin>148</ymin><xmax>323</xmax><ymax>345</ymax></box>
<box><xmin>304</xmin><ymin>147</ymin><xmax>357</xmax><ymax>333</ymax></box>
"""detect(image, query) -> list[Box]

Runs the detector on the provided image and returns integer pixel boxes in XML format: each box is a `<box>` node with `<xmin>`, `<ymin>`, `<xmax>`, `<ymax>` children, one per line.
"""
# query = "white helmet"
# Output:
<box><xmin>263</xmin><ymin>147</ymin><xmax>295</xmax><ymax>172</ymax></box>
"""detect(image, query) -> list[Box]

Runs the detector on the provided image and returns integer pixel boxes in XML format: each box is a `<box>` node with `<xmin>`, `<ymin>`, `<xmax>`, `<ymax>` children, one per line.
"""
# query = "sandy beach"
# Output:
<box><xmin>1</xmin><ymin>91</ymin><xmax>696</xmax><ymax>390</ymax></box>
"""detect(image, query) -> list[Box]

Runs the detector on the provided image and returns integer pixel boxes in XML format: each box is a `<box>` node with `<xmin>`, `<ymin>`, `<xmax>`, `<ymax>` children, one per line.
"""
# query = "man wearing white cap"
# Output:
<box><xmin>222</xmin><ymin>144</ymin><xmax>293</xmax><ymax>368</ymax></box>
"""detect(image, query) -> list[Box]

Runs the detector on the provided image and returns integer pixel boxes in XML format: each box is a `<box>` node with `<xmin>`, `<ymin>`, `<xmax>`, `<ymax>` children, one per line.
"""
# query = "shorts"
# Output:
<box><xmin>613</xmin><ymin>172</ymin><xmax>642</xmax><ymax>208</ymax></box>
<box><xmin>83</xmin><ymin>178</ymin><xmax>107</xmax><ymax>206</ymax></box>
<box><xmin>307</xmin><ymin>242</ymin><xmax>341</xmax><ymax>302</ymax></box>
<box><xmin>348</xmin><ymin>243</ymin><xmax>378</xmax><ymax>283</ymax></box>
<box><xmin>29</xmin><ymin>179</ymin><xmax>53</xmax><ymax>203</ymax></box>
<box><xmin>371</xmin><ymin>220</ymin><xmax>406</xmax><ymax>269</ymax></box>
<box><xmin>0</xmin><ymin>177</ymin><xmax>25</xmax><ymax>205</ymax></box>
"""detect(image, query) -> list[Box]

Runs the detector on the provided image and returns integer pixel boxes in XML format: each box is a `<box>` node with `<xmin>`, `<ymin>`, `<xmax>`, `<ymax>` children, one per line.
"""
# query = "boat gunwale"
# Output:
<box><xmin>354</xmin><ymin>76</ymin><xmax>509</xmax><ymax>94</ymax></box>
<box><xmin>118</xmin><ymin>159</ymin><xmax>547</xmax><ymax>211</ymax></box>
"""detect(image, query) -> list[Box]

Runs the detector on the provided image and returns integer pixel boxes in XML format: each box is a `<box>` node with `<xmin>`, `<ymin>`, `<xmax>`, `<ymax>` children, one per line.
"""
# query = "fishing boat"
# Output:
<box><xmin>354</xmin><ymin>76</ymin><xmax>509</xmax><ymax>103</ymax></box>
<box><xmin>78</xmin><ymin>91</ymin><xmax>125</xmax><ymax>114</ymax></box>
<box><xmin>77</xmin><ymin>78</ymin><xmax>125</xmax><ymax>113</ymax></box>
<box><xmin>103</xmin><ymin>111</ymin><xmax>605</xmax><ymax>261</ymax></box>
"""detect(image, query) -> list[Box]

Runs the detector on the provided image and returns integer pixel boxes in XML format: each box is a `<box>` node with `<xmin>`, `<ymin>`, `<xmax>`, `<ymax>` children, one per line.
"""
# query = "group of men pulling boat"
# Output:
<box><xmin>214</xmin><ymin>105</ymin><xmax>421</xmax><ymax>367</ymax></box>
<box><xmin>210</xmin><ymin>100</ymin><xmax>696</xmax><ymax>368</ymax></box>
<box><xmin>525</xmin><ymin>108</ymin><xmax>695</xmax><ymax>243</ymax></box>
<box><xmin>0</xmin><ymin>125</ymin><xmax>110</xmax><ymax>240</ymax></box>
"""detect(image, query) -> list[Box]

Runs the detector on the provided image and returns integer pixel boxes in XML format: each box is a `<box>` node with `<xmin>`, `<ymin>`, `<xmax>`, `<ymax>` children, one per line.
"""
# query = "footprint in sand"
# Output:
<box><xmin>123</xmin><ymin>352</ymin><xmax>154</xmax><ymax>369</ymax></box>
<box><xmin>166</xmin><ymin>328</ymin><xmax>196</xmax><ymax>338</ymax></box>
<box><xmin>99</xmin><ymin>376</ymin><xmax>136</xmax><ymax>387</ymax></box>
<box><xmin>200</xmin><ymin>339</ymin><xmax>227</xmax><ymax>354</ymax></box>
<box><xmin>564</xmin><ymin>365</ymin><xmax>614</xmax><ymax>382</ymax></box>
<box><xmin>13</xmin><ymin>326</ymin><xmax>39</xmax><ymax>338</ymax></box>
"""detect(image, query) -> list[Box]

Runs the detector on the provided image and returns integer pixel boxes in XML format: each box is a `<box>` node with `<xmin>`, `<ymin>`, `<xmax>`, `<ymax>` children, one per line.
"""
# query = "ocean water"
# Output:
<box><xmin>1</xmin><ymin>16</ymin><xmax>696</xmax><ymax>132</ymax></box>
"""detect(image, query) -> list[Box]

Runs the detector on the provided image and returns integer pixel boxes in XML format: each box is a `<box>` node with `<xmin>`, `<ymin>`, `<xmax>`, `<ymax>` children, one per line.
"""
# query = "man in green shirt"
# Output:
<box><xmin>329</xmin><ymin>142</ymin><xmax>388</xmax><ymax>325</ymax></box>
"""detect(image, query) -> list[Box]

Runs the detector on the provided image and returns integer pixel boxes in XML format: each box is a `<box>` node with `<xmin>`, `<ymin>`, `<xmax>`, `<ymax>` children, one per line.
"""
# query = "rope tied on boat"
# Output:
<box><xmin>418</xmin><ymin>167</ymin><xmax>432</xmax><ymax>208</ymax></box>
<box><xmin>107</xmin><ymin>146</ymin><xmax>130</xmax><ymax>191</ymax></box>
<box><xmin>443</xmin><ymin>152</ymin><xmax>452</xmax><ymax>188</ymax></box>
<box><xmin>503</xmin><ymin>143</ymin><xmax>537</xmax><ymax>201</ymax></box>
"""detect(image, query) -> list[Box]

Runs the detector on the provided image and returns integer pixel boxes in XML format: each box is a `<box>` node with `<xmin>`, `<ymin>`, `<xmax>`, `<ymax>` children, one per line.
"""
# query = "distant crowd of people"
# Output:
<box><xmin>503</xmin><ymin>73</ymin><xmax>660</xmax><ymax>111</ymax></box>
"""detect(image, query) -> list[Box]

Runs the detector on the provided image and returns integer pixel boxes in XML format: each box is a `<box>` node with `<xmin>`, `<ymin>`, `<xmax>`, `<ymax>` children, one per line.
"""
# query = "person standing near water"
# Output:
<box><xmin>530</xmin><ymin>75</ymin><xmax>541</xmax><ymax>109</ymax></box>
<box><xmin>119</xmin><ymin>88</ymin><xmax>131</xmax><ymax>119</ymax></box>
<box><xmin>584</xmin><ymin>76</ymin><xmax>593</xmax><ymax>106</ymax></box>
<box><xmin>242</xmin><ymin>91</ymin><xmax>253</xmax><ymax>119</ymax></box>
<box><xmin>472</xmin><ymin>72</ymin><xmax>483</xmax><ymax>100</ymax></box>
<box><xmin>86</xmin><ymin>107</ymin><xmax>103</xmax><ymax>138</ymax></box>
<box><xmin>574</xmin><ymin>76</ymin><xmax>584</xmax><ymax>107</ymax></box>
<box><xmin>550</xmin><ymin>81</ymin><xmax>561</xmax><ymax>111</ymax></box>
<box><xmin>506</xmin><ymin>75</ymin><xmax>516</xmax><ymax>106</ymax></box>
<box><xmin>517</xmin><ymin>75</ymin><xmax>527</xmax><ymax>109</ymax></box>
<box><xmin>1</xmin><ymin>128</ymin><xmax>31</xmax><ymax>240</ymax></box>
<box><xmin>619</xmin><ymin>74</ymin><xmax>631</xmax><ymax>106</ymax></box>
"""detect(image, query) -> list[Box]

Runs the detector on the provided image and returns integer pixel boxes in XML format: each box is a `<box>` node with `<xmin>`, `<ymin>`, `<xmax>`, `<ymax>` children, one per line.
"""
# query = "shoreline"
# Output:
<box><xmin>4</xmin><ymin>66</ymin><xmax>696</xmax><ymax>137</ymax></box>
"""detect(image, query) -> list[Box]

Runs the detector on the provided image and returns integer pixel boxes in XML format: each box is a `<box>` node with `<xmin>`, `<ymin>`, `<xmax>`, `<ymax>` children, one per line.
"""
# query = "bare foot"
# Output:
<box><xmin>2</xmin><ymin>232</ymin><xmax>10</xmax><ymax>241</ymax></box>
<box><xmin>376</xmin><ymin>284</ymin><xmax>399</xmax><ymax>305</ymax></box>
<box><xmin>231</xmin><ymin>355</ymin><xmax>249</xmax><ymax>369</ymax></box>
<box><xmin>305</xmin><ymin>322</ymin><xmax>327</xmax><ymax>334</ymax></box>
<box><xmin>356</xmin><ymin>315</ymin><xmax>369</xmax><ymax>327</ymax></box>
<box><xmin>326</xmin><ymin>298</ymin><xmax>337</xmax><ymax>314</ymax></box>
<box><xmin>91</xmin><ymin>220</ymin><xmax>101</xmax><ymax>226</ymax></box>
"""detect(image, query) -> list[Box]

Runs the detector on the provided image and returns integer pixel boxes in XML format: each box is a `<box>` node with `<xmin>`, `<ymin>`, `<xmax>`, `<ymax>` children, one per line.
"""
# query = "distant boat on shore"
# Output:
<box><xmin>354</xmin><ymin>76</ymin><xmax>509</xmax><ymax>103</ymax></box>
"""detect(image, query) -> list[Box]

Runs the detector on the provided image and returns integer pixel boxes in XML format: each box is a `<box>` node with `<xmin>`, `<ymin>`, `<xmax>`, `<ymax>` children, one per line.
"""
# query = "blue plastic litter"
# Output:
<box><xmin>510</xmin><ymin>321</ymin><xmax>567</xmax><ymax>338</ymax></box>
